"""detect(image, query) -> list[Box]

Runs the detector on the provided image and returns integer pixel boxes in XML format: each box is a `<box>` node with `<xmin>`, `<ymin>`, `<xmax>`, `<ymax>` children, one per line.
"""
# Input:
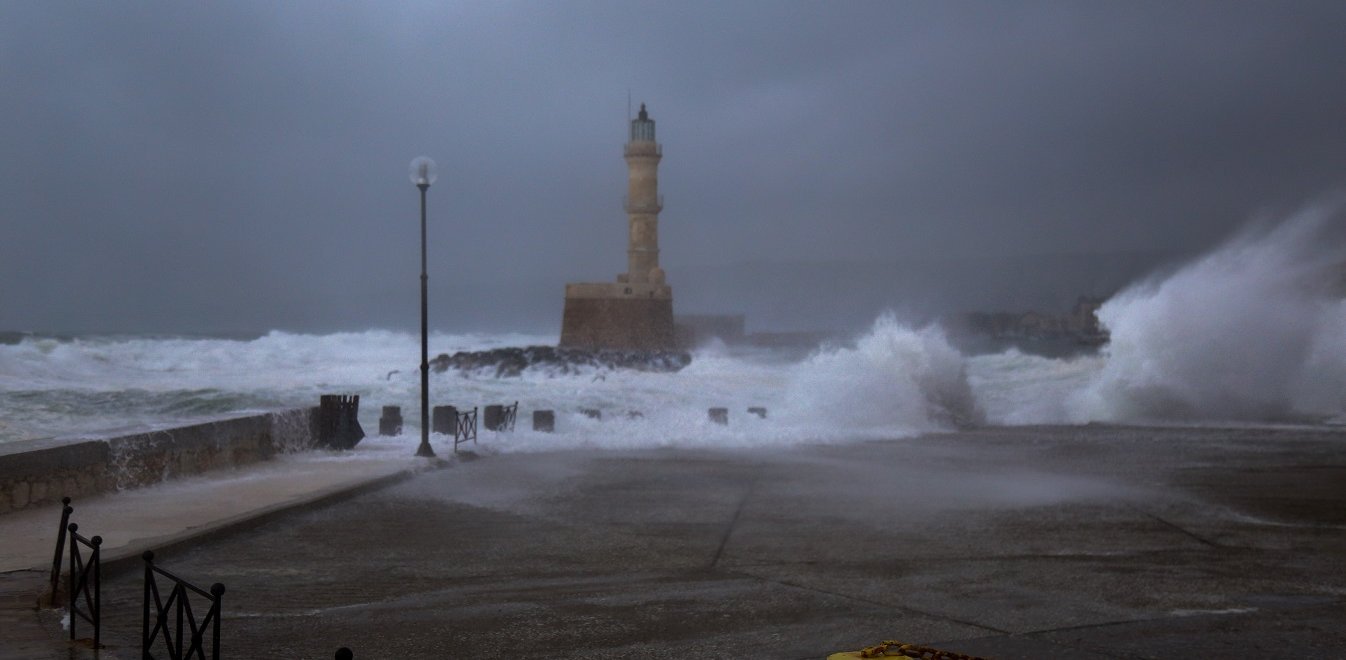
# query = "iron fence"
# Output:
<box><xmin>483</xmin><ymin>402</ymin><xmax>518</xmax><ymax>432</ymax></box>
<box><xmin>142</xmin><ymin>550</ymin><xmax>225</xmax><ymax>660</ymax></box>
<box><xmin>454</xmin><ymin>407</ymin><xmax>478</xmax><ymax>452</ymax></box>
<box><xmin>67</xmin><ymin>522</ymin><xmax>102</xmax><ymax>648</ymax></box>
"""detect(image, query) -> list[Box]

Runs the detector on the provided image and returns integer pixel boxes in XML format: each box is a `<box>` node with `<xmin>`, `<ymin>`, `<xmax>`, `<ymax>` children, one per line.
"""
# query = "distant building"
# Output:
<box><xmin>559</xmin><ymin>104</ymin><xmax>675</xmax><ymax>350</ymax></box>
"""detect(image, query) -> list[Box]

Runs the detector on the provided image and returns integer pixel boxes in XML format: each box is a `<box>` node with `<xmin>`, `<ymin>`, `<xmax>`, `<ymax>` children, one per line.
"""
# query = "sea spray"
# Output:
<box><xmin>777</xmin><ymin>314</ymin><xmax>982</xmax><ymax>433</ymax></box>
<box><xmin>1074</xmin><ymin>202</ymin><xmax>1346</xmax><ymax>423</ymax></box>
<box><xmin>8</xmin><ymin>211</ymin><xmax>1346</xmax><ymax>449</ymax></box>
<box><xmin>965</xmin><ymin>348</ymin><xmax>1102</xmax><ymax>425</ymax></box>
<box><xmin>451</xmin><ymin>316</ymin><xmax>983</xmax><ymax>452</ymax></box>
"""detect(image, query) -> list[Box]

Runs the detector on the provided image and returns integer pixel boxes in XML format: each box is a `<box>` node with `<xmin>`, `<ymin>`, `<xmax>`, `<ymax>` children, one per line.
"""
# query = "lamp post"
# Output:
<box><xmin>410</xmin><ymin>156</ymin><xmax>438</xmax><ymax>458</ymax></box>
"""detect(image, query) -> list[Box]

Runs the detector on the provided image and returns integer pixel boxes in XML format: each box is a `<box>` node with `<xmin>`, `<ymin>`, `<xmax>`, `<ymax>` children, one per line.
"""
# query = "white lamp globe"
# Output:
<box><xmin>409</xmin><ymin>156</ymin><xmax>438</xmax><ymax>187</ymax></box>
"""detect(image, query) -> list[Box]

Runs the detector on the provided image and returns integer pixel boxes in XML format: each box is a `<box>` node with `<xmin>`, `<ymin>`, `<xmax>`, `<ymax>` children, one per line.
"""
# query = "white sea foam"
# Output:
<box><xmin>777</xmin><ymin>315</ymin><xmax>981</xmax><ymax>432</ymax></box>
<box><xmin>3</xmin><ymin>201</ymin><xmax>1343</xmax><ymax>446</ymax></box>
<box><xmin>0</xmin><ymin>318</ymin><xmax>982</xmax><ymax>450</ymax></box>
<box><xmin>1072</xmin><ymin>202</ymin><xmax>1346</xmax><ymax>423</ymax></box>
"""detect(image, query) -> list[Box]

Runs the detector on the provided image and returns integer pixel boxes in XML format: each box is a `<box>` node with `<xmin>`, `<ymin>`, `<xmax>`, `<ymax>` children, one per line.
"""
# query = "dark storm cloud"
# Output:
<box><xmin>3</xmin><ymin>1</ymin><xmax>1345</xmax><ymax>334</ymax></box>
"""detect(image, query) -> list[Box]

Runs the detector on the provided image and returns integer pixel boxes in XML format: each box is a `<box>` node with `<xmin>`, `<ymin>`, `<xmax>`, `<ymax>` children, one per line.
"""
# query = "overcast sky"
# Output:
<box><xmin>3</xmin><ymin>1</ymin><xmax>1345</xmax><ymax>335</ymax></box>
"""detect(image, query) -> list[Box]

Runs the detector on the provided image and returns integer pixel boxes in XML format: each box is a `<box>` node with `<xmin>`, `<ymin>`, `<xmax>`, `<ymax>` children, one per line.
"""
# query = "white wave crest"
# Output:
<box><xmin>778</xmin><ymin>314</ymin><xmax>982</xmax><ymax>434</ymax></box>
<box><xmin>1074</xmin><ymin>202</ymin><xmax>1346</xmax><ymax>423</ymax></box>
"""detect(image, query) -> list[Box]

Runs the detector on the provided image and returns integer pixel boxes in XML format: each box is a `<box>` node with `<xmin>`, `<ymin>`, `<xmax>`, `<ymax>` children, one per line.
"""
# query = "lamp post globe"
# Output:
<box><xmin>411</xmin><ymin>156</ymin><xmax>438</xmax><ymax>458</ymax></box>
<box><xmin>410</xmin><ymin>156</ymin><xmax>438</xmax><ymax>187</ymax></box>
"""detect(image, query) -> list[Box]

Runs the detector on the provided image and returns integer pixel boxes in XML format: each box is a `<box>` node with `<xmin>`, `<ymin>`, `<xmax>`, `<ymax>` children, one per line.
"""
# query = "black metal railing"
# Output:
<box><xmin>484</xmin><ymin>402</ymin><xmax>518</xmax><ymax>432</ymax></box>
<box><xmin>453</xmin><ymin>407</ymin><xmax>477</xmax><ymax>452</ymax></box>
<box><xmin>67</xmin><ymin>522</ymin><xmax>102</xmax><ymax>648</ymax></box>
<box><xmin>142</xmin><ymin>551</ymin><xmax>225</xmax><ymax>660</ymax></box>
<box><xmin>50</xmin><ymin>496</ymin><xmax>73</xmax><ymax>605</ymax></box>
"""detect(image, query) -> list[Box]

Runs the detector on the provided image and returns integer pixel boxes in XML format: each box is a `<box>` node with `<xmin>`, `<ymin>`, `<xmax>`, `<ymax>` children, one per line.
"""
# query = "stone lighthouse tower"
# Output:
<box><xmin>624</xmin><ymin>104</ymin><xmax>665</xmax><ymax>287</ymax></box>
<box><xmin>559</xmin><ymin>103</ymin><xmax>676</xmax><ymax>350</ymax></box>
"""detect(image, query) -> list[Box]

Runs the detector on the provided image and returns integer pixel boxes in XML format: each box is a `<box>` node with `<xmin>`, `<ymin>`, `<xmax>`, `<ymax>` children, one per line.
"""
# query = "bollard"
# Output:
<box><xmin>533</xmin><ymin>410</ymin><xmax>555</xmax><ymax>432</ymax></box>
<box><xmin>709</xmin><ymin>407</ymin><xmax>729</xmax><ymax>425</ymax></box>
<box><xmin>318</xmin><ymin>395</ymin><xmax>365</xmax><ymax>449</ymax></box>
<box><xmin>336</xmin><ymin>648</ymin><xmax>354</xmax><ymax>660</ymax></box>
<box><xmin>581</xmin><ymin>408</ymin><xmax>602</xmax><ymax>420</ymax></box>
<box><xmin>378</xmin><ymin>406</ymin><xmax>403</xmax><ymax>436</ymax></box>
<box><xmin>432</xmin><ymin>406</ymin><xmax>458</xmax><ymax>435</ymax></box>
<box><xmin>484</xmin><ymin>404</ymin><xmax>504</xmax><ymax>431</ymax></box>
<box><xmin>747</xmin><ymin>407</ymin><xmax>767</xmax><ymax>419</ymax></box>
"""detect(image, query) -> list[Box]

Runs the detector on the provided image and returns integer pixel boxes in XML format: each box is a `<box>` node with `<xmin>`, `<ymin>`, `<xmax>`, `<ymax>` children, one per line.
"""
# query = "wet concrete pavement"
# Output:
<box><xmin>20</xmin><ymin>425</ymin><xmax>1346</xmax><ymax>658</ymax></box>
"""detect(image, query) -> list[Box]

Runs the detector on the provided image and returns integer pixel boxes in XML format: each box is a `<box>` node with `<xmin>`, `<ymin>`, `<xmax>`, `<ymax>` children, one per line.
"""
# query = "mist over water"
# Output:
<box><xmin>1073</xmin><ymin>203</ymin><xmax>1346</xmax><ymax>423</ymax></box>
<box><xmin>778</xmin><ymin>316</ymin><xmax>982</xmax><ymax>433</ymax></box>
<box><xmin>2</xmin><ymin>204</ymin><xmax>1343</xmax><ymax>447</ymax></box>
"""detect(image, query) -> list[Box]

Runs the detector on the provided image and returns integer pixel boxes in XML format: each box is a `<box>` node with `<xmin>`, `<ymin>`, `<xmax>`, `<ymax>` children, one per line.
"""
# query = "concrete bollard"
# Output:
<box><xmin>533</xmin><ymin>410</ymin><xmax>555</xmax><ymax>432</ymax></box>
<box><xmin>709</xmin><ymin>407</ymin><xmax>729</xmax><ymax>425</ymax></box>
<box><xmin>379</xmin><ymin>406</ymin><xmax>403</xmax><ymax>436</ymax></box>
<box><xmin>432</xmin><ymin>405</ymin><xmax>458</xmax><ymax>435</ymax></box>
<box><xmin>581</xmin><ymin>408</ymin><xmax>602</xmax><ymax>420</ymax></box>
<box><xmin>318</xmin><ymin>395</ymin><xmax>365</xmax><ymax>449</ymax></box>
<box><xmin>484</xmin><ymin>404</ymin><xmax>505</xmax><ymax>431</ymax></box>
<box><xmin>747</xmin><ymin>407</ymin><xmax>767</xmax><ymax>419</ymax></box>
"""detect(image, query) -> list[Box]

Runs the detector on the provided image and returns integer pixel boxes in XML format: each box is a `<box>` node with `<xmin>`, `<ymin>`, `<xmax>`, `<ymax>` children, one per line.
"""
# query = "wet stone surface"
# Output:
<box><xmin>78</xmin><ymin>425</ymin><xmax>1346</xmax><ymax>659</ymax></box>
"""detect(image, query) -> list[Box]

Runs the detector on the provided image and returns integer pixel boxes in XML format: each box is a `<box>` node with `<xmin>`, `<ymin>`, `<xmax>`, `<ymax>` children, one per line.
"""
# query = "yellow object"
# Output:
<box><xmin>825</xmin><ymin>640</ymin><xmax>986</xmax><ymax>660</ymax></box>
<box><xmin>826</xmin><ymin>654</ymin><xmax>913</xmax><ymax>660</ymax></box>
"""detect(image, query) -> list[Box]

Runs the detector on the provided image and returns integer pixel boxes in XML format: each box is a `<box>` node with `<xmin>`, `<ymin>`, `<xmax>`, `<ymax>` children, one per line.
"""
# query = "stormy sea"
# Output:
<box><xmin>2</xmin><ymin>206</ymin><xmax>1344</xmax><ymax>449</ymax></box>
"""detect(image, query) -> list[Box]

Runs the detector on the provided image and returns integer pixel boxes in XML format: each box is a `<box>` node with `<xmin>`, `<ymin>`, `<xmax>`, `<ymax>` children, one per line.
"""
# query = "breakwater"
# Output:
<box><xmin>0</xmin><ymin>408</ymin><xmax>317</xmax><ymax>515</ymax></box>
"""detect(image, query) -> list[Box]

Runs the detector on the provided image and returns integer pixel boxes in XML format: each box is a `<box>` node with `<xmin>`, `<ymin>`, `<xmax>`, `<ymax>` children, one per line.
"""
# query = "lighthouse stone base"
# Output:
<box><xmin>559</xmin><ymin>282</ymin><xmax>675</xmax><ymax>351</ymax></box>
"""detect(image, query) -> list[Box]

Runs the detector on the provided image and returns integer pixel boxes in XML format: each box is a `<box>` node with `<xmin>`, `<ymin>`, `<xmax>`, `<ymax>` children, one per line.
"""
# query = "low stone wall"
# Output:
<box><xmin>0</xmin><ymin>408</ymin><xmax>318</xmax><ymax>515</ymax></box>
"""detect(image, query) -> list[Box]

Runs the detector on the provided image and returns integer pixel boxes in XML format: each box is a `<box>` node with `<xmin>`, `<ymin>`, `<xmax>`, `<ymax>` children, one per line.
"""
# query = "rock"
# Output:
<box><xmin>429</xmin><ymin>345</ymin><xmax>691</xmax><ymax>378</ymax></box>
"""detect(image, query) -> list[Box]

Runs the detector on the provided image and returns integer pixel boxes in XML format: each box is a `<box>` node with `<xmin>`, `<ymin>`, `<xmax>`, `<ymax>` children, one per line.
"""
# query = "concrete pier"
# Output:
<box><xmin>11</xmin><ymin>424</ymin><xmax>1339</xmax><ymax>659</ymax></box>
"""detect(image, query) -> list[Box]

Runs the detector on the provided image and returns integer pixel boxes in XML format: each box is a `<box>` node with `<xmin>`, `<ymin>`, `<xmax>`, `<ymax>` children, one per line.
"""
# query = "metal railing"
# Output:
<box><xmin>67</xmin><ymin>522</ymin><xmax>102</xmax><ymax>648</ymax></box>
<box><xmin>50</xmin><ymin>496</ymin><xmax>73</xmax><ymax>605</ymax></box>
<box><xmin>484</xmin><ymin>402</ymin><xmax>518</xmax><ymax>432</ymax></box>
<box><xmin>453</xmin><ymin>407</ymin><xmax>477</xmax><ymax>452</ymax></box>
<box><xmin>142</xmin><ymin>551</ymin><xmax>225</xmax><ymax>660</ymax></box>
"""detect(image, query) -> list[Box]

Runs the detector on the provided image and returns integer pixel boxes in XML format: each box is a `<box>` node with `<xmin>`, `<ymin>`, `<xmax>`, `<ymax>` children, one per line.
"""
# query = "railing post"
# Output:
<box><xmin>142</xmin><ymin>551</ymin><xmax>152</xmax><ymax>660</ymax></box>
<box><xmin>175</xmin><ymin>583</ymin><xmax>185</xmax><ymax>659</ymax></box>
<box><xmin>92</xmin><ymin>535</ymin><xmax>101</xmax><ymax>649</ymax></box>
<box><xmin>68</xmin><ymin>523</ymin><xmax>76</xmax><ymax>642</ymax></box>
<box><xmin>50</xmin><ymin>497</ymin><xmax>72</xmax><ymax>605</ymax></box>
<box><xmin>212</xmin><ymin>582</ymin><xmax>226</xmax><ymax>659</ymax></box>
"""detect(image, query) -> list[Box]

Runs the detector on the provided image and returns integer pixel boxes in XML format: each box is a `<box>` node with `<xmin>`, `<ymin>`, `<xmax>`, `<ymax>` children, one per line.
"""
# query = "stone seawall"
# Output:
<box><xmin>0</xmin><ymin>408</ymin><xmax>318</xmax><ymax>515</ymax></box>
<box><xmin>560</xmin><ymin>294</ymin><xmax>675</xmax><ymax>350</ymax></box>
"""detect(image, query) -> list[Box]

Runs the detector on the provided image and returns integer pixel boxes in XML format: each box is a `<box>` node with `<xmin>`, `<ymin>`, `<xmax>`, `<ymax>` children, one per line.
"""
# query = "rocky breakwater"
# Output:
<box><xmin>430</xmin><ymin>345</ymin><xmax>691</xmax><ymax>378</ymax></box>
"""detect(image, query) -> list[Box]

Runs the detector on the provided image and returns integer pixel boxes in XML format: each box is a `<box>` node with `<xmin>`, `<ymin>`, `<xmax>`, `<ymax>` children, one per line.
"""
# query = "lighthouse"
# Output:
<box><xmin>623</xmin><ymin>104</ymin><xmax>665</xmax><ymax>287</ymax></box>
<box><xmin>559</xmin><ymin>103</ymin><xmax>676</xmax><ymax>350</ymax></box>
